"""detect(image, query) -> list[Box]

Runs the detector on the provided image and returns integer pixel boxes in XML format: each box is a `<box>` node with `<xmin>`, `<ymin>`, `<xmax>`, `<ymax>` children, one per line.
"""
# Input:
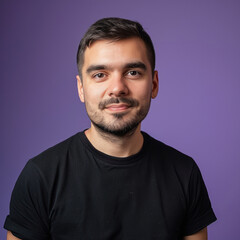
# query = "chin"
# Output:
<box><xmin>93</xmin><ymin>120</ymin><xmax>140</xmax><ymax>137</ymax></box>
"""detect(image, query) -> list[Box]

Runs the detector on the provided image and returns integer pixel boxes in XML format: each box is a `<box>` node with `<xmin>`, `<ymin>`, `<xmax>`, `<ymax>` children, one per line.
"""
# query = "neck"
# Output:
<box><xmin>85</xmin><ymin>124</ymin><xmax>144</xmax><ymax>157</ymax></box>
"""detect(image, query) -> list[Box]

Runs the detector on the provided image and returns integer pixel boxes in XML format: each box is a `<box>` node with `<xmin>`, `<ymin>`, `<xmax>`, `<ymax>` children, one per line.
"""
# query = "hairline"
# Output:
<box><xmin>77</xmin><ymin>37</ymin><xmax>155</xmax><ymax>80</ymax></box>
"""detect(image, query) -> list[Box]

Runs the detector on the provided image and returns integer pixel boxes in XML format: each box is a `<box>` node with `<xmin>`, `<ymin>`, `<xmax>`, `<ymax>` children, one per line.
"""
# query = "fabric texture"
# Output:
<box><xmin>4</xmin><ymin>131</ymin><xmax>216</xmax><ymax>240</ymax></box>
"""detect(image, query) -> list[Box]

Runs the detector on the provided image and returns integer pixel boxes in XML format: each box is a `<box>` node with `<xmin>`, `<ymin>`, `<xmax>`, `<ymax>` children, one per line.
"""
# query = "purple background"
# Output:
<box><xmin>1</xmin><ymin>0</ymin><xmax>239</xmax><ymax>239</ymax></box>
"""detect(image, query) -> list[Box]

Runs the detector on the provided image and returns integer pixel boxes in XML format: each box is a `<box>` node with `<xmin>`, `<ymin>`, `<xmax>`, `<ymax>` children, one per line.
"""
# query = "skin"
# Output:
<box><xmin>7</xmin><ymin>231</ymin><xmax>21</xmax><ymax>240</ymax></box>
<box><xmin>7</xmin><ymin>37</ymin><xmax>208</xmax><ymax>240</ymax></box>
<box><xmin>77</xmin><ymin>38</ymin><xmax>158</xmax><ymax>157</ymax></box>
<box><xmin>184</xmin><ymin>228</ymin><xmax>208</xmax><ymax>240</ymax></box>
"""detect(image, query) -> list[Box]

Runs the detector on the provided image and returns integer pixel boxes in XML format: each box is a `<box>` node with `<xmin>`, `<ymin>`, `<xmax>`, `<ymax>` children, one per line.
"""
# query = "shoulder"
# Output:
<box><xmin>19</xmin><ymin>132</ymin><xmax>84</xmax><ymax>184</ymax></box>
<box><xmin>143</xmin><ymin>132</ymin><xmax>197</xmax><ymax>176</ymax></box>
<box><xmin>29</xmin><ymin>132</ymin><xmax>82</xmax><ymax>166</ymax></box>
<box><xmin>13</xmin><ymin>132</ymin><xmax>85</xmax><ymax>197</ymax></box>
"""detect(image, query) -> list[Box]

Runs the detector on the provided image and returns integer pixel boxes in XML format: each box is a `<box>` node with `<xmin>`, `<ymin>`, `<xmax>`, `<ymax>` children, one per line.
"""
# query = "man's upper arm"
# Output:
<box><xmin>4</xmin><ymin>161</ymin><xmax>50</xmax><ymax>239</ymax></box>
<box><xmin>7</xmin><ymin>231</ymin><xmax>21</xmax><ymax>240</ymax></box>
<box><xmin>184</xmin><ymin>227</ymin><xmax>207</xmax><ymax>240</ymax></box>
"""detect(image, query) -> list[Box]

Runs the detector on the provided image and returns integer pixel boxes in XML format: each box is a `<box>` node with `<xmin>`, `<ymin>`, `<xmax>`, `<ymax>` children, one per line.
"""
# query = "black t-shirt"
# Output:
<box><xmin>4</xmin><ymin>132</ymin><xmax>216</xmax><ymax>240</ymax></box>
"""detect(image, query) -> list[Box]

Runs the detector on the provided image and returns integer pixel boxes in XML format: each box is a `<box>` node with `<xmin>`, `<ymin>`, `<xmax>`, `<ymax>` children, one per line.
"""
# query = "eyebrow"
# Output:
<box><xmin>124</xmin><ymin>62</ymin><xmax>147</xmax><ymax>71</ymax></box>
<box><xmin>86</xmin><ymin>61</ymin><xmax>147</xmax><ymax>75</ymax></box>
<box><xmin>86</xmin><ymin>65</ymin><xmax>107</xmax><ymax>74</ymax></box>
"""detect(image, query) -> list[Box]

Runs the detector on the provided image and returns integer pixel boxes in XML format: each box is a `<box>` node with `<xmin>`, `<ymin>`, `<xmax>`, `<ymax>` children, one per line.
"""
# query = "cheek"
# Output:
<box><xmin>131</xmin><ymin>82</ymin><xmax>152</xmax><ymax>100</ymax></box>
<box><xmin>84</xmin><ymin>85</ymin><xmax>105</xmax><ymax>101</ymax></box>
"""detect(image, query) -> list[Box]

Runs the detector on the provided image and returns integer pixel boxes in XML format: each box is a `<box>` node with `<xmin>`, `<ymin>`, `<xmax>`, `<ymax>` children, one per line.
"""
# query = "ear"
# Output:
<box><xmin>151</xmin><ymin>70</ymin><xmax>159</xmax><ymax>99</ymax></box>
<box><xmin>76</xmin><ymin>75</ymin><xmax>85</xmax><ymax>102</ymax></box>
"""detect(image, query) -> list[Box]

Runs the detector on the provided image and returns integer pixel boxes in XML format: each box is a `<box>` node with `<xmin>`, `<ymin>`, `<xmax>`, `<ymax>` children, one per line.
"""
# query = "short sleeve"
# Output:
<box><xmin>4</xmin><ymin>161</ymin><xmax>50</xmax><ymax>240</ymax></box>
<box><xmin>183</xmin><ymin>162</ymin><xmax>217</xmax><ymax>236</ymax></box>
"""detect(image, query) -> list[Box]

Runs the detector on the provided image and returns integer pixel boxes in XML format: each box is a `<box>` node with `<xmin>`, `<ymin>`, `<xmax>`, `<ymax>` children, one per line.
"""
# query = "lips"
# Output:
<box><xmin>99</xmin><ymin>97</ymin><xmax>139</xmax><ymax>110</ymax></box>
<box><xmin>105</xmin><ymin>104</ymin><xmax>130</xmax><ymax>112</ymax></box>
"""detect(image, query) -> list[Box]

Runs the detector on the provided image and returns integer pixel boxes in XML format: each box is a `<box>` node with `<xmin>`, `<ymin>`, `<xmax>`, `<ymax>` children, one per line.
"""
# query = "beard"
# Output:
<box><xmin>85</xmin><ymin>97</ymin><xmax>151</xmax><ymax>137</ymax></box>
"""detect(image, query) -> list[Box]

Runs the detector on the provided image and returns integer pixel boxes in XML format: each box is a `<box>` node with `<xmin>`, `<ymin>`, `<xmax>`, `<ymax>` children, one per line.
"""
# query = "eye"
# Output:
<box><xmin>128</xmin><ymin>70</ymin><xmax>139</xmax><ymax>76</ymax></box>
<box><xmin>126</xmin><ymin>70</ymin><xmax>142</xmax><ymax>79</ymax></box>
<box><xmin>93</xmin><ymin>72</ymin><xmax>106</xmax><ymax>79</ymax></box>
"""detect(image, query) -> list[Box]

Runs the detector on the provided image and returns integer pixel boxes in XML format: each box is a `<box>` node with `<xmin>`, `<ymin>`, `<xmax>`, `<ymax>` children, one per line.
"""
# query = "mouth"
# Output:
<box><xmin>105</xmin><ymin>104</ymin><xmax>131</xmax><ymax>112</ymax></box>
<box><xmin>99</xmin><ymin>97</ymin><xmax>139</xmax><ymax>113</ymax></box>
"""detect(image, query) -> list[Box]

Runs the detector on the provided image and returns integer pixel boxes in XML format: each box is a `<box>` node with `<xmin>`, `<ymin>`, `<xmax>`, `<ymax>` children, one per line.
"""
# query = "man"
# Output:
<box><xmin>5</xmin><ymin>17</ymin><xmax>216</xmax><ymax>240</ymax></box>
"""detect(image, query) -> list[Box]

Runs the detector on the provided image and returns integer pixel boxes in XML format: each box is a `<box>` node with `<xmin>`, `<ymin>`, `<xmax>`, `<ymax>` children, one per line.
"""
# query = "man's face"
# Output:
<box><xmin>77</xmin><ymin>37</ymin><xmax>158</xmax><ymax>136</ymax></box>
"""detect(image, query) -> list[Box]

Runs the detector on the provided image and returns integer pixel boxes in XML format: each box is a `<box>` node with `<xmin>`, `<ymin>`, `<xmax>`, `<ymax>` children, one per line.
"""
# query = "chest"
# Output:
<box><xmin>48</xmin><ymin>160</ymin><xmax>187</xmax><ymax>239</ymax></box>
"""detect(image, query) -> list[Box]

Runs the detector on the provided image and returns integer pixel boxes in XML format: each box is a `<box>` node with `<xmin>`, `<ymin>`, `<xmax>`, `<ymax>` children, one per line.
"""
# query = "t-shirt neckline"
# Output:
<box><xmin>78</xmin><ymin>130</ymin><xmax>149</xmax><ymax>166</ymax></box>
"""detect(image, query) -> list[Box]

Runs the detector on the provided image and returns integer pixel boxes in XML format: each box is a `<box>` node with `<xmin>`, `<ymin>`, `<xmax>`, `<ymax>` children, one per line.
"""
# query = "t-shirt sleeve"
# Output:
<box><xmin>183</xmin><ymin>161</ymin><xmax>217</xmax><ymax>236</ymax></box>
<box><xmin>4</xmin><ymin>160</ymin><xmax>50</xmax><ymax>240</ymax></box>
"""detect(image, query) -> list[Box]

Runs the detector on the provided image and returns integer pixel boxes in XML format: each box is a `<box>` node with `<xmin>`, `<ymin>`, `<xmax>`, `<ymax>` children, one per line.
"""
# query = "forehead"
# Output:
<box><xmin>82</xmin><ymin>38</ymin><xmax>150</xmax><ymax>70</ymax></box>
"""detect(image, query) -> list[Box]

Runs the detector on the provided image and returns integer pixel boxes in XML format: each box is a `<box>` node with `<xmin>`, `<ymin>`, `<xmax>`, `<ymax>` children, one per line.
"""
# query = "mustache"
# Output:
<box><xmin>99</xmin><ymin>97</ymin><xmax>139</xmax><ymax>110</ymax></box>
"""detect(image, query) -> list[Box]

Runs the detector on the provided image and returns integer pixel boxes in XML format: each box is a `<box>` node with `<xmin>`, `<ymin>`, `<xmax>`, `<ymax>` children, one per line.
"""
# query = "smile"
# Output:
<box><xmin>105</xmin><ymin>104</ymin><xmax>131</xmax><ymax>112</ymax></box>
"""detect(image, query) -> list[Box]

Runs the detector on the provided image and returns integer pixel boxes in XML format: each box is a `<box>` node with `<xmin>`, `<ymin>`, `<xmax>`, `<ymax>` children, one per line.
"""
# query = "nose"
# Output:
<box><xmin>107</xmin><ymin>73</ymin><xmax>129</xmax><ymax>97</ymax></box>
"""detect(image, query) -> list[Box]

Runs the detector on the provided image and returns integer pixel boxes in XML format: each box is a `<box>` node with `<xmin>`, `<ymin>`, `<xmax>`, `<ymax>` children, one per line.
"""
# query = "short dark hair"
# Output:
<box><xmin>76</xmin><ymin>17</ymin><xmax>155</xmax><ymax>78</ymax></box>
